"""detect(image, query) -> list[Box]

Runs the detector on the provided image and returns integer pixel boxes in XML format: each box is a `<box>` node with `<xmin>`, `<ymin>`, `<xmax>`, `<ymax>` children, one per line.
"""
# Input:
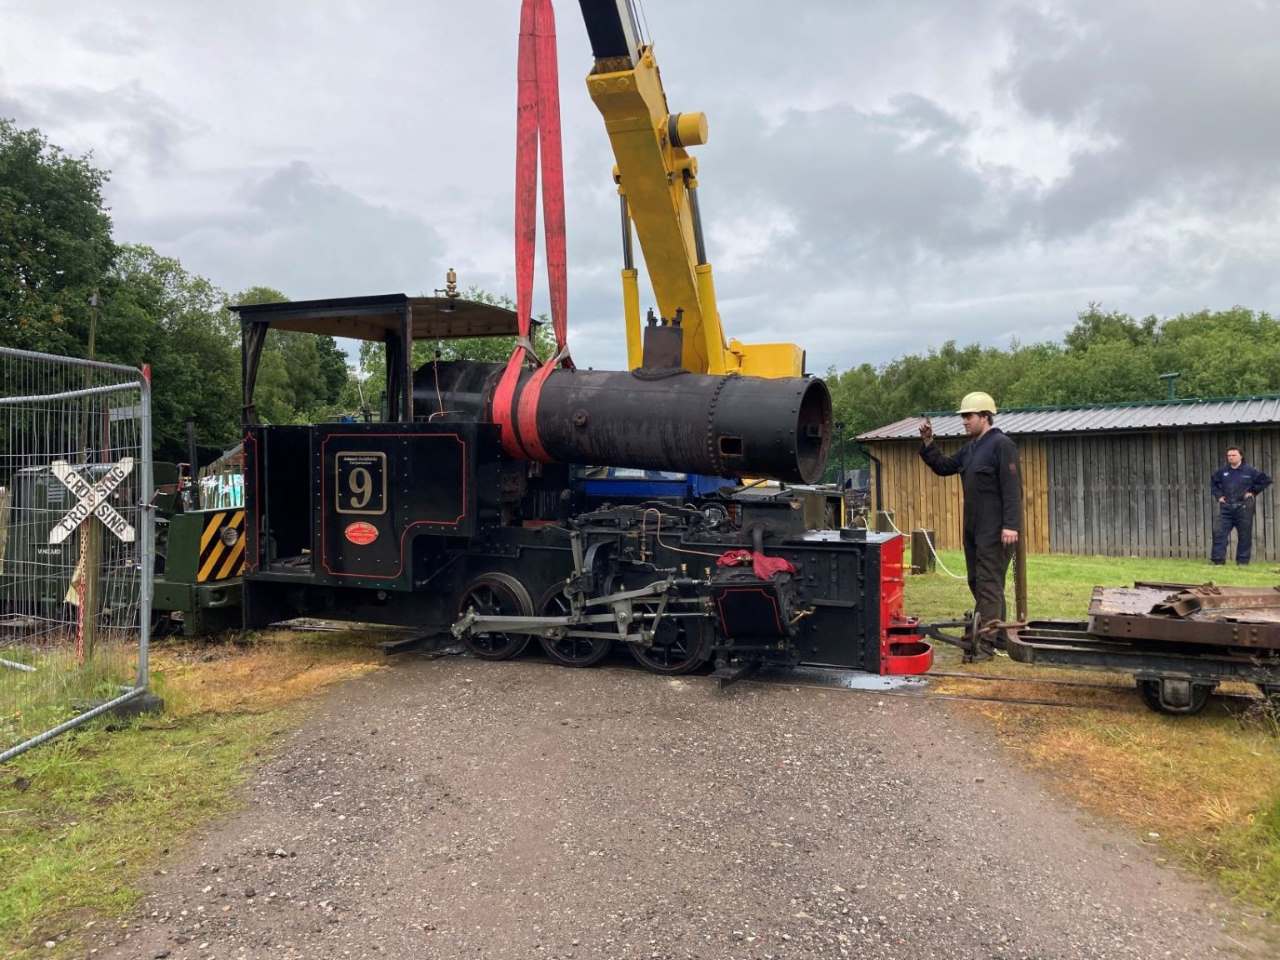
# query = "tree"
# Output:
<box><xmin>230</xmin><ymin>287</ymin><xmax>351</xmax><ymax>424</ymax></box>
<box><xmin>104</xmin><ymin>245</ymin><xmax>240</xmax><ymax>460</ymax></box>
<box><xmin>1063</xmin><ymin>305</ymin><xmax>1158</xmax><ymax>354</ymax></box>
<box><xmin>1157</xmin><ymin>308</ymin><xmax>1280</xmax><ymax>398</ymax></box>
<box><xmin>0</xmin><ymin>119</ymin><xmax>115</xmax><ymax>356</ymax></box>
<box><xmin>313</xmin><ymin>336</ymin><xmax>351</xmax><ymax>408</ymax></box>
<box><xmin>0</xmin><ymin>125</ymin><xmax>245</xmax><ymax>460</ymax></box>
<box><xmin>836</xmin><ymin>305</ymin><xmax>1280</xmax><ymax>438</ymax></box>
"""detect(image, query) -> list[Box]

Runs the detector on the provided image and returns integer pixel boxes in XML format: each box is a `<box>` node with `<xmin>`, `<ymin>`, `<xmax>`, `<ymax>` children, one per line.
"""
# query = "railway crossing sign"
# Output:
<box><xmin>47</xmin><ymin>457</ymin><xmax>136</xmax><ymax>544</ymax></box>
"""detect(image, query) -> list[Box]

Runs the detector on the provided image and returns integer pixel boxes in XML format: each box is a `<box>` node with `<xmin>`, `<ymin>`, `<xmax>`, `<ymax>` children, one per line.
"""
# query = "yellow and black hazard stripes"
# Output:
<box><xmin>197</xmin><ymin>509</ymin><xmax>246</xmax><ymax>582</ymax></box>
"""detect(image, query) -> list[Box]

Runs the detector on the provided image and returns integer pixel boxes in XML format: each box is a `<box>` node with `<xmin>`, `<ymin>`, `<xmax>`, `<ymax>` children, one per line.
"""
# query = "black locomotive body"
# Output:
<box><xmin>235</xmin><ymin>294</ymin><xmax>931</xmax><ymax>678</ymax></box>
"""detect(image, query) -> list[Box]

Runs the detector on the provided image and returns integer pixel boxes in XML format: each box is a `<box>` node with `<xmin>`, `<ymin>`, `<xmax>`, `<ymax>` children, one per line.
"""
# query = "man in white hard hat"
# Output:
<box><xmin>918</xmin><ymin>391</ymin><xmax>1021</xmax><ymax>655</ymax></box>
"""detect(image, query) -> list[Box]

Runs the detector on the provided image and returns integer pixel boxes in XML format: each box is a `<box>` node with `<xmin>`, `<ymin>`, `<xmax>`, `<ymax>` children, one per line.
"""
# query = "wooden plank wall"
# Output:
<box><xmin>867</xmin><ymin>427</ymin><xmax>1278</xmax><ymax>558</ymax></box>
<box><xmin>1046</xmin><ymin>428</ymin><xmax>1279</xmax><ymax>560</ymax></box>
<box><xmin>866</xmin><ymin>438</ymin><xmax>1051</xmax><ymax>552</ymax></box>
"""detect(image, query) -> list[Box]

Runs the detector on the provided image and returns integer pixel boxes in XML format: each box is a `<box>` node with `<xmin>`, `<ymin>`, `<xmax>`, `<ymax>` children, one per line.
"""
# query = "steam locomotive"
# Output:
<box><xmin>235</xmin><ymin>293</ymin><xmax>931</xmax><ymax>680</ymax></box>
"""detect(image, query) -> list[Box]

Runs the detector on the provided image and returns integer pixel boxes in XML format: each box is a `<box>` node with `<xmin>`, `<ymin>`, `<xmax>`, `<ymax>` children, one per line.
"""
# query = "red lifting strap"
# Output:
<box><xmin>494</xmin><ymin>0</ymin><xmax>571</xmax><ymax>462</ymax></box>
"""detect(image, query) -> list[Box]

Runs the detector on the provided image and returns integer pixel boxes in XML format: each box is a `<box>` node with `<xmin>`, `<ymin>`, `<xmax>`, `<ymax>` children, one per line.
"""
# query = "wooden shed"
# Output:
<box><xmin>857</xmin><ymin>396</ymin><xmax>1280</xmax><ymax>561</ymax></box>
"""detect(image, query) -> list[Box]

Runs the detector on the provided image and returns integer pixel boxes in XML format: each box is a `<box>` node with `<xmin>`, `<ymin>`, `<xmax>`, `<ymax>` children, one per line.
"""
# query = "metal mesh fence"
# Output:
<box><xmin>0</xmin><ymin>347</ymin><xmax>153</xmax><ymax>760</ymax></box>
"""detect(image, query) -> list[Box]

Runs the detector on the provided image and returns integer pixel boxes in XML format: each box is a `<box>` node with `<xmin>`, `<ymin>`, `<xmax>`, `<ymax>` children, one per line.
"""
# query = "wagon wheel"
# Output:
<box><xmin>537</xmin><ymin>586</ymin><xmax>612</xmax><ymax>668</ymax></box>
<box><xmin>627</xmin><ymin>602</ymin><xmax>708</xmax><ymax>675</ymax></box>
<box><xmin>456</xmin><ymin>573</ymin><xmax>534</xmax><ymax>661</ymax></box>
<box><xmin>1137</xmin><ymin>678</ymin><xmax>1213</xmax><ymax>716</ymax></box>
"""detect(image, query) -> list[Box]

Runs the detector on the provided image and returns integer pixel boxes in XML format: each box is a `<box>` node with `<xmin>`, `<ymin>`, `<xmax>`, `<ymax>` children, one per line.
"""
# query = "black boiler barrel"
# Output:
<box><xmin>413</xmin><ymin>361</ymin><xmax>832</xmax><ymax>484</ymax></box>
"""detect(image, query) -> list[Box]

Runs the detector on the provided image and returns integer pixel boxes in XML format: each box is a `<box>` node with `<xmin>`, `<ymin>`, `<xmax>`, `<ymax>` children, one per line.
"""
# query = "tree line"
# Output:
<box><xmin>4</xmin><ymin>118</ymin><xmax>1275</xmax><ymax>474</ymax></box>
<box><xmin>825</xmin><ymin>305</ymin><xmax>1280</xmax><ymax>477</ymax></box>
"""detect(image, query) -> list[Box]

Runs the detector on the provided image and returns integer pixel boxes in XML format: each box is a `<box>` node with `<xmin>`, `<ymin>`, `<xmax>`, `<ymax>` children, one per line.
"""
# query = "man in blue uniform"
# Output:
<box><xmin>918</xmin><ymin>391</ymin><xmax>1020</xmax><ymax>652</ymax></box>
<box><xmin>1210</xmin><ymin>446</ymin><xmax>1271</xmax><ymax>565</ymax></box>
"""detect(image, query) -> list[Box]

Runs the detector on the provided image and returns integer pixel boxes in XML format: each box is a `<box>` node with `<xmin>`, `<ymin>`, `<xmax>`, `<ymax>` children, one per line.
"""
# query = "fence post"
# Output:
<box><xmin>138</xmin><ymin>364</ymin><xmax>153</xmax><ymax>689</ymax></box>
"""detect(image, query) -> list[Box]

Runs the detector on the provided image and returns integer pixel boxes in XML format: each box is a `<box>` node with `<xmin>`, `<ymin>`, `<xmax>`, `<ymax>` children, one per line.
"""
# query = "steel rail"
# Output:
<box><xmin>739</xmin><ymin>670</ymin><xmax>1274</xmax><ymax>710</ymax></box>
<box><xmin>923</xmin><ymin>669</ymin><xmax>1268</xmax><ymax>705</ymax></box>
<box><xmin>736</xmin><ymin>676</ymin><xmax>1124</xmax><ymax>711</ymax></box>
<box><xmin>924</xmin><ymin>669</ymin><xmax>1130</xmax><ymax>690</ymax></box>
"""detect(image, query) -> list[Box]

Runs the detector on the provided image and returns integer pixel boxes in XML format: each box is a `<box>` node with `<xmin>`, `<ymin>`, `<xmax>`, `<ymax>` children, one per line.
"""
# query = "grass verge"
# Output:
<box><xmin>904</xmin><ymin>549</ymin><xmax>1280</xmax><ymax>918</ymax></box>
<box><xmin>0</xmin><ymin>629</ymin><xmax>386</xmax><ymax>958</ymax></box>
<box><xmin>2</xmin><ymin>640</ymin><xmax>140</xmax><ymax>754</ymax></box>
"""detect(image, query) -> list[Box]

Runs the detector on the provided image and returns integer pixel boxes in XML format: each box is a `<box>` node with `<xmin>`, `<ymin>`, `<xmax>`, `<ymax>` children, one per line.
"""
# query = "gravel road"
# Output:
<box><xmin>92</xmin><ymin>655</ymin><xmax>1270</xmax><ymax>959</ymax></box>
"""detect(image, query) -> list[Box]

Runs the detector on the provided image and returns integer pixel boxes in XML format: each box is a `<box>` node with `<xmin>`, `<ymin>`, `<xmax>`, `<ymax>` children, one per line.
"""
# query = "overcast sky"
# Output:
<box><xmin>3</xmin><ymin>0</ymin><xmax>1278</xmax><ymax>373</ymax></box>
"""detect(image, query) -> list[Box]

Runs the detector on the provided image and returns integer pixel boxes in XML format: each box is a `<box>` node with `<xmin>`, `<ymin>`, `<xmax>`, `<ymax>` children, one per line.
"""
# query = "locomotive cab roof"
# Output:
<box><xmin>231</xmin><ymin>293</ymin><xmax>519</xmax><ymax>425</ymax></box>
<box><xmin>231</xmin><ymin>293</ymin><xmax>518</xmax><ymax>342</ymax></box>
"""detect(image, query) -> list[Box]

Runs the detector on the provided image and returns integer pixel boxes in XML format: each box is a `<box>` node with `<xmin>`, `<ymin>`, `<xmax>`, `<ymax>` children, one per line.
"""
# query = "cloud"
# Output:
<box><xmin>71</xmin><ymin>20</ymin><xmax>150</xmax><ymax>57</ymax></box>
<box><xmin>0</xmin><ymin>77</ymin><xmax>192</xmax><ymax>174</ymax></box>
<box><xmin>713</xmin><ymin>95</ymin><xmax>1033</xmax><ymax>276</ymax></box>
<box><xmin>2</xmin><ymin>0</ymin><xmax>1277</xmax><ymax>376</ymax></box>
<box><xmin>137</xmin><ymin>161</ymin><xmax>450</xmax><ymax>301</ymax></box>
<box><xmin>1003</xmin><ymin>0</ymin><xmax>1280</xmax><ymax>230</ymax></box>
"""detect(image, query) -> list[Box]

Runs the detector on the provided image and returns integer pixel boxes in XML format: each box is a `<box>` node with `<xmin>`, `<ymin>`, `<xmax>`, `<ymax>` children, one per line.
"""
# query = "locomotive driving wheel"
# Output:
<box><xmin>628</xmin><ymin>603</ymin><xmax>708</xmax><ymax>675</ymax></box>
<box><xmin>457</xmin><ymin>572</ymin><xmax>534</xmax><ymax>660</ymax></box>
<box><xmin>538</xmin><ymin>586</ymin><xmax>612</xmax><ymax>667</ymax></box>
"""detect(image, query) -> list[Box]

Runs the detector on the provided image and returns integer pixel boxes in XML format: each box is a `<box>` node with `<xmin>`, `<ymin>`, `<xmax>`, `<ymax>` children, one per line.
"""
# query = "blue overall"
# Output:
<box><xmin>1210</xmin><ymin>461</ymin><xmax>1272</xmax><ymax>564</ymax></box>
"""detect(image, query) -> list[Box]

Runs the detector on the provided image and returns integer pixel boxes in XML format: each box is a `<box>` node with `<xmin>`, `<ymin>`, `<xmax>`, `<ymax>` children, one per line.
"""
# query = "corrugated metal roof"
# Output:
<box><xmin>857</xmin><ymin>396</ymin><xmax>1280</xmax><ymax>441</ymax></box>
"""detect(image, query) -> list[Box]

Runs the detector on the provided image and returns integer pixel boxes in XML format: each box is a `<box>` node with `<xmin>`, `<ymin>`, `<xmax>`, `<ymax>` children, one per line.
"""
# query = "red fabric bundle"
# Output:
<box><xmin>716</xmin><ymin>549</ymin><xmax>797</xmax><ymax>580</ymax></box>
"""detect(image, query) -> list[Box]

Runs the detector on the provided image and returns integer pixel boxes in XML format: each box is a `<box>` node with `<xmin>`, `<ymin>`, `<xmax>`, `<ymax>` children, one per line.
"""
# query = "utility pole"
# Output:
<box><xmin>78</xmin><ymin>289</ymin><xmax>102</xmax><ymax>660</ymax></box>
<box><xmin>835</xmin><ymin>421</ymin><xmax>846</xmax><ymax>487</ymax></box>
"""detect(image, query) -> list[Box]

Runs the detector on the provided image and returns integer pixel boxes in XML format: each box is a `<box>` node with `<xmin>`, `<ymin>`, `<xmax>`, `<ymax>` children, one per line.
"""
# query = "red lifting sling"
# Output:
<box><xmin>492</xmin><ymin>0</ymin><xmax>572</xmax><ymax>462</ymax></box>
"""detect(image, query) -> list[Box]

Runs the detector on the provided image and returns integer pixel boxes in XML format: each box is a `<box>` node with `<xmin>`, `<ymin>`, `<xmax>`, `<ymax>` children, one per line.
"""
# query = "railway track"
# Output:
<box><xmin>512</xmin><ymin>654</ymin><xmax>1274</xmax><ymax>713</ymax></box>
<box><xmin>445</xmin><ymin>648</ymin><xmax>1227</xmax><ymax>712</ymax></box>
<box><xmin>273</xmin><ymin>620</ymin><xmax>1276</xmax><ymax>713</ymax></box>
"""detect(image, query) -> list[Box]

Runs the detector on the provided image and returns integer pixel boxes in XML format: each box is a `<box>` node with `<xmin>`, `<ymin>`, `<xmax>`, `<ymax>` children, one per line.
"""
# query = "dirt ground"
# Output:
<box><xmin>90</xmin><ymin>655</ymin><xmax>1272</xmax><ymax>960</ymax></box>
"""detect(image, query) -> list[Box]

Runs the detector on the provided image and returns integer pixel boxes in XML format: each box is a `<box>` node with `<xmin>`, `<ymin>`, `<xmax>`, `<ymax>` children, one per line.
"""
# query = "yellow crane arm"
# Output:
<box><xmin>577</xmin><ymin>1</ymin><xmax>805</xmax><ymax>378</ymax></box>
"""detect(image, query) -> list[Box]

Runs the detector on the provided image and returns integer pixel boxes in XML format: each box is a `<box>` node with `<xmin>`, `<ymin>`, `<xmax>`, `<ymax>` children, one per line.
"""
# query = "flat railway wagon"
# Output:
<box><xmin>999</xmin><ymin>583</ymin><xmax>1280</xmax><ymax>715</ymax></box>
<box><xmin>234</xmin><ymin>293</ymin><xmax>933</xmax><ymax>679</ymax></box>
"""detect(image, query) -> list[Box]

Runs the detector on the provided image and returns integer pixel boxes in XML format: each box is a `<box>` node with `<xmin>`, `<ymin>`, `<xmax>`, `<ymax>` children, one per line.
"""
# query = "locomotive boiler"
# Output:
<box><xmin>413</xmin><ymin>354</ymin><xmax>831</xmax><ymax>484</ymax></box>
